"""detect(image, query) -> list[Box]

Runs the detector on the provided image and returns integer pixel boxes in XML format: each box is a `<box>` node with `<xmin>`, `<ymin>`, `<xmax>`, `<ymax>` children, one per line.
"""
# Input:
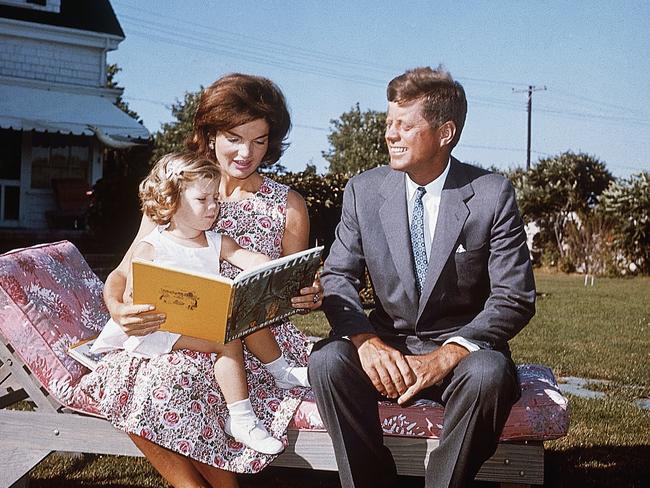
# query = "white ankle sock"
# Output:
<box><xmin>226</xmin><ymin>398</ymin><xmax>257</xmax><ymax>426</ymax></box>
<box><xmin>263</xmin><ymin>355</ymin><xmax>310</xmax><ymax>388</ymax></box>
<box><xmin>225</xmin><ymin>398</ymin><xmax>284</xmax><ymax>454</ymax></box>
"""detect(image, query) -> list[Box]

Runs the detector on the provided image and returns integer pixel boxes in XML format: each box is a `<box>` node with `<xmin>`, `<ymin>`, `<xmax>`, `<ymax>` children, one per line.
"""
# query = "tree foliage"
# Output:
<box><xmin>152</xmin><ymin>90</ymin><xmax>201</xmax><ymax>161</ymax></box>
<box><xmin>106</xmin><ymin>64</ymin><xmax>142</xmax><ymax>123</ymax></box>
<box><xmin>508</xmin><ymin>152</ymin><xmax>614</xmax><ymax>266</ymax></box>
<box><xmin>276</xmin><ymin>171</ymin><xmax>349</xmax><ymax>253</ymax></box>
<box><xmin>562</xmin><ymin>211</ymin><xmax>615</xmax><ymax>279</ymax></box>
<box><xmin>323</xmin><ymin>103</ymin><xmax>388</xmax><ymax>174</ymax></box>
<box><xmin>599</xmin><ymin>172</ymin><xmax>650</xmax><ymax>274</ymax></box>
<box><xmin>87</xmin><ymin>65</ymin><xmax>151</xmax><ymax>254</ymax></box>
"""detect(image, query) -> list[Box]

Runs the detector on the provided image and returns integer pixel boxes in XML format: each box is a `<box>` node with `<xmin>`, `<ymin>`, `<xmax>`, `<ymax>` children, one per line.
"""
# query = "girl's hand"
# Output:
<box><xmin>110</xmin><ymin>301</ymin><xmax>166</xmax><ymax>336</ymax></box>
<box><xmin>291</xmin><ymin>273</ymin><xmax>323</xmax><ymax>312</ymax></box>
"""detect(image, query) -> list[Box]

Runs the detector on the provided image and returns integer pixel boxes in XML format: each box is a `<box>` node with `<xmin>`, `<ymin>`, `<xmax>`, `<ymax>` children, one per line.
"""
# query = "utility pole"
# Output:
<box><xmin>513</xmin><ymin>85</ymin><xmax>546</xmax><ymax>170</ymax></box>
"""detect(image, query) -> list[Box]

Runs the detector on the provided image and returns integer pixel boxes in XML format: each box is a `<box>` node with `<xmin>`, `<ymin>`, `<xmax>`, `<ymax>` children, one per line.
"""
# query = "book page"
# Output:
<box><xmin>226</xmin><ymin>246</ymin><xmax>323</xmax><ymax>341</ymax></box>
<box><xmin>132</xmin><ymin>260</ymin><xmax>234</xmax><ymax>344</ymax></box>
<box><xmin>67</xmin><ymin>337</ymin><xmax>105</xmax><ymax>371</ymax></box>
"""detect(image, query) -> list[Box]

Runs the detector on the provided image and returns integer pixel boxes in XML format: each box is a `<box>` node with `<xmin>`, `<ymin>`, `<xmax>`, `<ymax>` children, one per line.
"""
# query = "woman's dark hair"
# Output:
<box><xmin>187</xmin><ymin>73</ymin><xmax>291</xmax><ymax>166</ymax></box>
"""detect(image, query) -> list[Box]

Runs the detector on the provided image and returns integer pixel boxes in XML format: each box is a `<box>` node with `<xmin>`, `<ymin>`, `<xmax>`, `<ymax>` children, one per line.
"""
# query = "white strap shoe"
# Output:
<box><xmin>274</xmin><ymin>366</ymin><xmax>311</xmax><ymax>389</ymax></box>
<box><xmin>224</xmin><ymin>417</ymin><xmax>284</xmax><ymax>455</ymax></box>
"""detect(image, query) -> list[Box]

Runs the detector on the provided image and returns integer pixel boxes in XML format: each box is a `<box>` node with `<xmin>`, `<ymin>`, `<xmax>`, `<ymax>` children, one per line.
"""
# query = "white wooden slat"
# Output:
<box><xmin>272</xmin><ymin>430</ymin><xmax>543</xmax><ymax>485</ymax></box>
<box><xmin>0</xmin><ymin>410</ymin><xmax>142</xmax><ymax>458</ymax></box>
<box><xmin>0</xmin><ymin>447</ymin><xmax>50</xmax><ymax>488</ymax></box>
<box><xmin>0</xmin><ymin>341</ymin><xmax>58</xmax><ymax>412</ymax></box>
<box><xmin>1</xmin><ymin>409</ymin><xmax>543</xmax><ymax>486</ymax></box>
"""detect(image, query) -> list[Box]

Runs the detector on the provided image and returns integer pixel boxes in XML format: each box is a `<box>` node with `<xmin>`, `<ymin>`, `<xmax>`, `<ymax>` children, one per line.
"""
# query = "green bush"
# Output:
<box><xmin>277</xmin><ymin>170</ymin><xmax>350</xmax><ymax>255</ymax></box>
<box><xmin>599</xmin><ymin>172</ymin><xmax>650</xmax><ymax>274</ymax></box>
<box><xmin>278</xmin><ymin>170</ymin><xmax>374</xmax><ymax>305</ymax></box>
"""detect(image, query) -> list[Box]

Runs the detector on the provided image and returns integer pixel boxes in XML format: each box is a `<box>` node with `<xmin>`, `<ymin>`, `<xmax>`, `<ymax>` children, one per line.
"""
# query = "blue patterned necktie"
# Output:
<box><xmin>411</xmin><ymin>186</ymin><xmax>427</xmax><ymax>294</ymax></box>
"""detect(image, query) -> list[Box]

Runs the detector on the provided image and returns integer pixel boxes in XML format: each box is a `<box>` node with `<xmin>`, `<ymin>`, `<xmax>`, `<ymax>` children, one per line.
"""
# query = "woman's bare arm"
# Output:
<box><xmin>103</xmin><ymin>215</ymin><xmax>164</xmax><ymax>335</ymax></box>
<box><xmin>283</xmin><ymin>189</ymin><xmax>322</xmax><ymax>310</ymax></box>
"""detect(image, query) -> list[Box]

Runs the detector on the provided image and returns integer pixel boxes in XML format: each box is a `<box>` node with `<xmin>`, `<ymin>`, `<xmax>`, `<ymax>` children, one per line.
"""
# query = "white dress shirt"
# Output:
<box><xmin>405</xmin><ymin>160</ymin><xmax>480</xmax><ymax>353</ymax></box>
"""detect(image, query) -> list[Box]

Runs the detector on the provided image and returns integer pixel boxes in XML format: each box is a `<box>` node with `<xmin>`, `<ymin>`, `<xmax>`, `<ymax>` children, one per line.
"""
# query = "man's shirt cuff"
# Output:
<box><xmin>443</xmin><ymin>336</ymin><xmax>480</xmax><ymax>352</ymax></box>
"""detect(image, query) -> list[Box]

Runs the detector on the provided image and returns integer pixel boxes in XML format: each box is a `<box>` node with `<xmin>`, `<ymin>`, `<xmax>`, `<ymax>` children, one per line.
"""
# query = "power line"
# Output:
<box><xmin>115</xmin><ymin>6</ymin><xmax>650</xmax><ymax>130</ymax></box>
<box><xmin>458</xmin><ymin>143</ymin><xmax>550</xmax><ymax>156</ymax></box>
<box><xmin>121</xmin><ymin>24</ymin><xmax>389</xmax><ymax>88</ymax></box>
<box><xmin>548</xmin><ymin>88</ymin><xmax>648</xmax><ymax>118</ymax></box>
<box><xmin>114</xmin><ymin>1</ymin><xmax>533</xmax><ymax>89</ymax></box>
<box><xmin>115</xmin><ymin>5</ymin><xmax>400</xmax><ymax>76</ymax></box>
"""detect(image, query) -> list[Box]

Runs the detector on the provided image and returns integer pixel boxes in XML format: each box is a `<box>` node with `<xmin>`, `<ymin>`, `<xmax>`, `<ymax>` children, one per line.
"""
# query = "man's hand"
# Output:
<box><xmin>397</xmin><ymin>343</ymin><xmax>470</xmax><ymax>405</ymax></box>
<box><xmin>350</xmin><ymin>333</ymin><xmax>415</xmax><ymax>398</ymax></box>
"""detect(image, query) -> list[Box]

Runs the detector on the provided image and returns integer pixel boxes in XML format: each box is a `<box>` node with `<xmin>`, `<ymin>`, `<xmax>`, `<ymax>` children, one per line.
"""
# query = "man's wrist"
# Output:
<box><xmin>443</xmin><ymin>336</ymin><xmax>480</xmax><ymax>353</ymax></box>
<box><xmin>440</xmin><ymin>342</ymin><xmax>470</xmax><ymax>367</ymax></box>
<box><xmin>349</xmin><ymin>332</ymin><xmax>377</xmax><ymax>349</ymax></box>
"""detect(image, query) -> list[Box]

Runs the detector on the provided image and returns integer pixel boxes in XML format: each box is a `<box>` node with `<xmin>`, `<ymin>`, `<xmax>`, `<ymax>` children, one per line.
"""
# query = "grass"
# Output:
<box><xmin>28</xmin><ymin>271</ymin><xmax>649</xmax><ymax>487</ymax></box>
<box><xmin>511</xmin><ymin>272</ymin><xmax>649</xmax><ymax>393</ymax></box>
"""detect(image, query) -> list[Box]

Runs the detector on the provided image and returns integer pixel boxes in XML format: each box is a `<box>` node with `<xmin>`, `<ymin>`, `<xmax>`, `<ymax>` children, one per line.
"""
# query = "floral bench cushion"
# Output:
<box><xmin>0</xmin><ymin>241</ymin><xmax>107</xmax><ymax>405</ymax></box>
<box><xmin>291</xmin><ymin>363</ymin><xmax>569</xmax><ymax>441</ymax></box>
<box><xmin>0</xmin><ymin>241</ymin><xmax>569</xmax><ymax>441</ymax></box>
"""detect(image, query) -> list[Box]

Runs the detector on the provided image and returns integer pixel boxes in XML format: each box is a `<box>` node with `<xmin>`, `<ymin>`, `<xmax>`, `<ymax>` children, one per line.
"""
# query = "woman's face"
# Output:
<box><xmin>213</xmin><ymin>119</ymin><xmax>270</xmax><ymax>180</ymax></box>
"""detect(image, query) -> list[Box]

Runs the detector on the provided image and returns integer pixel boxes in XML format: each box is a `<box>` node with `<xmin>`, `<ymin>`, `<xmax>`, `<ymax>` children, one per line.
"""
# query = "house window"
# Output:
<box><xmin>0</xmin><ymin>129</ymin><xmax>21</xmax><ymax>180</ymax></box>
<box><xmin>0</xmin><ymin>129</ymin><xmax>21</xmax><ymax>222</ymax></box>
<box><xmin>31</xmin><ymin>133</ymin><xmax>90</xmax><ymax>190</ymax></box>
<box><xmin>2</xmin><ymin>185</ymin><xmax>19</xmax><ymax>221</ymax></box>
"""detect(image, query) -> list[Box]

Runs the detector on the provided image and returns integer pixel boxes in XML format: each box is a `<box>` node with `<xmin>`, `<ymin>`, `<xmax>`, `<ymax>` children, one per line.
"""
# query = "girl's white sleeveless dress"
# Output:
<box><xmin>91</xmin><ymin>228</ymin><xmax>222</xmax><ymax>358</ymax></box>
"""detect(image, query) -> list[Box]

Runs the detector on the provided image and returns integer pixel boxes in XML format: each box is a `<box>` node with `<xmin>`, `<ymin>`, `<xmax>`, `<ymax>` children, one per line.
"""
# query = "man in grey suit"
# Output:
<box><xmin>309</xmin><ymin>66</ymin><xmax>536</xmax><ymax>488</ymax></box>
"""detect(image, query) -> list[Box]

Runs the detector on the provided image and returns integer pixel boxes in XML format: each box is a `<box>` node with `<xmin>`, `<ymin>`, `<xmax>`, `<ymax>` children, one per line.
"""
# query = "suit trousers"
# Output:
<box><xmin>308</xmin><ymin>336</ymin><xmax>520</xmax><ymax>488</ymax></box>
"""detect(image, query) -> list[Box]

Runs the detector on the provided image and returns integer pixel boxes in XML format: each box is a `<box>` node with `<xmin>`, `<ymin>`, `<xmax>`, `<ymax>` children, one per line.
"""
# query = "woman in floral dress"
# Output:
<box><xmin>78</xmin><ymin>73</ymin><xmax>322</xmax><ymax>488</ymax></box>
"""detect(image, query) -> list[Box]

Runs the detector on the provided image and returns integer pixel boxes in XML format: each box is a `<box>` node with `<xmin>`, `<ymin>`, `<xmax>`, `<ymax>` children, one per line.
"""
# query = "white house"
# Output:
<box><xmin>0</xmin><ymin>0</ymin><xmax>149</xmax><ymax>230</ymax></box>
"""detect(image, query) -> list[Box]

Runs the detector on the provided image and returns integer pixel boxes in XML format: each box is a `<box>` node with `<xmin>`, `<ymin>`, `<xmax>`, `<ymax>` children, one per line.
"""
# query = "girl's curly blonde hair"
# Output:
<box><xmin>139</xmin><ymin>152</ymin><xmax>221</xmax><ymax>225</ymax></box>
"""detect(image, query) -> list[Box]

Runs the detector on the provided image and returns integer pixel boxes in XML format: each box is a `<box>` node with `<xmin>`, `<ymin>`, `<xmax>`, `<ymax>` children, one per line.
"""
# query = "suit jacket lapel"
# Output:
<box><xmin>379</xmin><ymin>170</ymin><xmax>419</xmax><ymax>304</ymax></box>
<box><xmin>418</xmin><ymin>159</ymin><xmax>474</xmax><ymax>317</ymax></box>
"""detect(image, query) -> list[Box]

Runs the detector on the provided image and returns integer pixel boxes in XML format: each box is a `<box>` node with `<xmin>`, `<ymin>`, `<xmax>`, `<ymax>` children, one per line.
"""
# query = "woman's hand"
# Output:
<box><xmin>108</xmin><ymin>299</ymin><xmax>166</xmax><ymax>336</ymax></box>
<box><xmin>291</xmin><ymin>273</ymin><xmax>323</xmax><ymax>312</ymax></box>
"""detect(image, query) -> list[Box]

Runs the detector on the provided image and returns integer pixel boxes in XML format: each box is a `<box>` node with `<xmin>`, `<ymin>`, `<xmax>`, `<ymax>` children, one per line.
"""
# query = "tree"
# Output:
<box><xmin>152</xmin><ymin>90</ymin><xmax>201</xmax><ymax>161</ymax></box>
<box><xmin>323</xmin><ymin>103</ymin><xmax>388</xmax><ymax>174</ymax></box>
<box><xmin>599</xmin><ymin>172</ymin><xmax>650</xmax><ymax>274</ymax></box>
<box><xmin>87</xmin><ymin>65</ymin><xmax>151</xmax><ymax>254</ymax></box>
<box><xmin>276</xmin><ymin>170</ymin><xmax>349</xmax><ymax>253</ymax></box>
<box><xmin>507</xmin><ymin>151</ymin><xmax>614</xmax><ymax>268</ymax></box>
<box><xmin>563</xmin><ymin>211</ymin><xmax>614</xmax><ymax>282</ymax></box>
<box><xmin>106</xmin><ymin>64</ymin><xmax>142</xmax><ymax>123</ymax></box>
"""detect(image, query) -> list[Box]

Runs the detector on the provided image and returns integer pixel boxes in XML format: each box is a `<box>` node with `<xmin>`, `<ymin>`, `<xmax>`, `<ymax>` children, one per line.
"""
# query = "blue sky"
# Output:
<box><xmin>109</xmin><ymin>0</ymin><xmax>649</xmax><ymax>177</ymax></box>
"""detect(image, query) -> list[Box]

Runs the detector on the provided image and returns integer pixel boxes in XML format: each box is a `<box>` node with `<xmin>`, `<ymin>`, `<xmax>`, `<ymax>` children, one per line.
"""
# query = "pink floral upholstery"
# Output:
<box><xmin>291</xmin><ymin>363</ymin><xmax>569</xmax><ymax>441</ymax></box>
<box><xmin>0</xmin><ymin>241</ymin><xmax>569</xmax><ymax>441</ymax></box>
<box><xmin>0</xmin><ymin>240</ymin><xmax>107</xmax><ymax>411</ymax></box>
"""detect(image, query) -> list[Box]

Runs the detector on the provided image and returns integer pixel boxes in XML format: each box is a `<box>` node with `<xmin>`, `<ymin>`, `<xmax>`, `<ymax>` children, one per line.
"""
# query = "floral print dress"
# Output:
<box><xmin>78</xmin><ymin>177</ymin><xmax>310</xmax><ymax>473</ymax></box>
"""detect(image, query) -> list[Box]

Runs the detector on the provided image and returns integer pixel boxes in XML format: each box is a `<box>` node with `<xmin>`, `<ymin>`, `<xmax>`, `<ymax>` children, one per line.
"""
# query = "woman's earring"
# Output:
<box><xmin>208</xmin><ymin>139</ymin><xmax>215</xmax><ymax>150</ymax></box>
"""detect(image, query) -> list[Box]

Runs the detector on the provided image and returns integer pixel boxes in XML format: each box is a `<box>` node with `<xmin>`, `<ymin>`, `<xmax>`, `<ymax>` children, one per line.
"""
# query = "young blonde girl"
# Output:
<box><xmin>93</xmin><ymin>152</ymin><xmax>309</xmax><ymax>455</ymax></box>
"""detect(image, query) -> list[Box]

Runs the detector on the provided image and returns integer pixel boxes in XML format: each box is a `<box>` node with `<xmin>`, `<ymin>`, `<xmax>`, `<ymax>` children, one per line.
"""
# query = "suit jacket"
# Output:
<box><xmin>321</xmin><ymin>158</ymin><xmax>536</xmax><ymax>351</ymax></box>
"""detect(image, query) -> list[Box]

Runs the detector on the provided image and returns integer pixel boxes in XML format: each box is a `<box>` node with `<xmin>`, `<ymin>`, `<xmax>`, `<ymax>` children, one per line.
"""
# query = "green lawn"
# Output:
<box><xmin>29</xmin><ymin>271</ymin><xmax>649</xmax><ymax>487</ymax></box>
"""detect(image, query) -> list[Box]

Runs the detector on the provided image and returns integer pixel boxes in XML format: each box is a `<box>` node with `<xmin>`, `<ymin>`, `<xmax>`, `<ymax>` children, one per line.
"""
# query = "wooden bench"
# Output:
<box><xmin>0</xmin><ymin>241</ymin><xmax>569</xmax><ymax>488</ymax></box>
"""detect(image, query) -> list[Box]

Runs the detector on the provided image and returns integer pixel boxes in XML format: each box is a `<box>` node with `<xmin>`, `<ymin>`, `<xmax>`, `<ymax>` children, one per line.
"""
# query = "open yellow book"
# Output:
<box><xmin>132</xmin><ymin>246</ymin><xmax>323</xmax><ymax>343</ymax></box>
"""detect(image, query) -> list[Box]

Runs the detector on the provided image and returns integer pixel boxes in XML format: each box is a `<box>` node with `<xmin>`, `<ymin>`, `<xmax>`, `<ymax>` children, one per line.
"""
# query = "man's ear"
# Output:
<box><xmin>438</xmin><ymin>121</ymin><xmax>457</xmax><ymax>147</ymax></box>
